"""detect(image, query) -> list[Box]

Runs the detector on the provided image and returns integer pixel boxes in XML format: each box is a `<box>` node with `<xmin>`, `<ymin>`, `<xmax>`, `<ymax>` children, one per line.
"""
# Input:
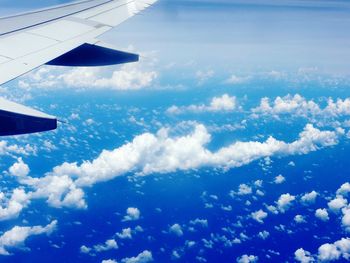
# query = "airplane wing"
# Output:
<box><xmin>0</xmin><ymin>0</ymin><xmax>157</xmax><ymax>136</ymax></box>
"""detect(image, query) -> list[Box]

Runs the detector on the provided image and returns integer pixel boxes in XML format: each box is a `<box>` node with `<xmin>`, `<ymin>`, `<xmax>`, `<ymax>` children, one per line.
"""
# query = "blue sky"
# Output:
<box><xmin>1</xmin><ymin>0</ymin><xmax>350</xmax><ymax>263</ymax></box>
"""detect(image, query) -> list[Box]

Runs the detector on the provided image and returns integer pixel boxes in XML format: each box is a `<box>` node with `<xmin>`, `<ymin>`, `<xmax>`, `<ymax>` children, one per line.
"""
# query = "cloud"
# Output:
<box><xmin>123</xmin><ymin>207</ymin><xmax>141</xmax><ymax>221</ymax></box>
<box><xmin>252</xmin><ymin>94</ymin><xmax>320</xmax><ymax>118</ymax></box>
<box><xmin>252</xmin><ymin>94</ymin><xmax>350</xmax><ymax>120</ymax></box>
<box><xmin>294</xmin><ymin>248</ymin><xmax>314</xmax><ymax>263</ymax></box>
<box><xmin>121</xmin><ymin>250</ymin><xmax>153</xmax><ymax>263</ymax></box>
<box><xmin>236</xmin><ymin>254</ymin><xmax>258</xmax><ymax>263</ymax></box>
<box><xmin>81</xmin><ymin>239</ymin><xmax>118</xmax><ymax>255</ymax></box>
<box><xmin>301</xmin><ymin>191</ymin><xmax>318</xmax><ymax>205</ymax></box>
<box><xmin>116</xmin><ymin>228</ymin><xmax>132</xmax><ymax>239</ymax></box>
<box><xmin>0</xmin><ymin>189</ymin><xmax>30</xmax><ymax>221</ymax></box>
<box><xmin>8</xmin><ymin>158</ymin><xmax>30</xmax><ymax>177</ymax></box>
<box><xmin>20</xmin><ymin>56</ymin><xmax>158</xmax><ymax>91</ymax></box>
<box><xmin>237</xmin><ymin>184</ymin><xmax>253</xmax><ymax>195</ymax></box>
<box><xmin>166</xmin><ymin>94</ymin><xmax>237</xmax><ymax>114</ymax></box>
<box><xmin>274</xmin><ymin>174</ymin><xmax>285</xmax><ymax>184</ymax></box>
<box><xmin>27</xmin><ymin>174</ymin><xmax>87</xmax><ymax>209</ymax></box>
<box><xmin>251</xmin><ymin>210</ymin><xmax>268</xmax><ymax>223</ymax></box>
<box><xmin>196</xmin><ymin>70</ymin><xmax>214</xmax><ymax>85</ymax></box>
<box><xmin>337</xmin><ymin>183</ymin><xmax>350</xmax><ymax>197</ymax></box>
<box><xmin>225</xmin><ymin>75</ymin><xmax>249</xmax><ymax>85</ymax></box>
<box><xmin>94</xmin><ymin>239</ymin><xmax>118</xmax><ymax>253</ymax></box>
<box><xmin>61</xmin><ymin>65</ymin><xmax>158</xmax><ymax>90</ymax></box>
<box><xmin>315</xmin><ymin>208</ymin><xmax>329</xmax><ymax>222</ymax></box>
<box><xmin>297</xmin><ymin>238</ymin><xmax>350</xmax><ymax>262</ymax></box>
<box><xmin>189</xmin><ymin>218</ymin><xmax>208</xmax><ymax>228</ymax></box>
<box><xmin>102</xmin><ymin>260</ymin><xmax>117</xmax><ymax>263</ymax></box>
<box><xmin>0</xmin><ymin>220</ymin><xmax>57</xmax><ymax>256</ymax></box>
<box><xmin>169</xmin><ymin>224</ymin><xmax>183</xmax><ymax>237</ymax></box>
<box><xmin>257</xmin><ymin>231</ymin><xmax>269</xmax><ymax>240</ymax></box>
<box><xmin>276</xmin><ymin>193</ymin><xmax>295</xmax><ymax>213</ymax></box>
<box><xmin>328</xmin><ymin>196</ymin><xmax>347</xmax><ymax>213</ymax></box>
<box><xmin>294</xmin><ymin>215</ymin><xmax>306</xmax><ymax>224</ymax></box>
<box><xmin>6</xmin><ymin>123</ymin><xmax>339</xmax><ymax>215</ymax></box>
<box><xmin>0</xmin><ymin>141</ymin><xmax>36</xmax><ymax>156</ymax></box>
<box><xmin>318</xmin><ymin>243</ymin><xmax>341</xmax><ymax>261</ymax></box>
<box><xmin>341</xmin><ymin>206</ymin><xmax>350</xmax><ymax>232</ymax></box>
<box><xmin>47</xmin><ymin>123</ymin><xmax>339</xmax><ymax>189</ymax></box>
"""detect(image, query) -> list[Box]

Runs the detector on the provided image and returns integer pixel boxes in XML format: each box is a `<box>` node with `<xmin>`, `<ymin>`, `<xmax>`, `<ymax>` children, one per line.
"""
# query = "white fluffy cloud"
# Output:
<box><xmin>251</xmin><ymin>210</ymin><xmax>268</xmax><ymax>224</ymax></box>
<box><xmin>328</xmin><ymin>196</ymin><xmax>347</xmax><ymax>213</ymax></box>
<box><xmin>341</xmin><ymin>206</ymin><xmax>350</xmax><ymax>232</ymax></box>
<box><xmin>61</xmin><ymin>65</ymin><xmax>157</xmax><ymax>90</ymax></box>
<box><xmin>294</xmin><ymin>248</ymin><xmax>314</xmax><ymax>263</ymax></box>
<box><xmin>20</xmin><ymin>58</ymin><xmax>158</xmax><ymax>91</ymax></box>
<box><xmin>94</xmin><ymin>239</ymin><xmax>118</xmax><ymax>253</ymax></box>
<box><xmin>81</xmin><ymin>239</ymin><xmax>118</xmax><ymax>255</ymax></box>
<box><xmin>274</xmin><ymin>174</ymin><xmax>285</xmax><ymax>184</ymax></box>
<box><xmin>318</xmin><ymin>243</ymin><xmax>341</xmax><ymax>261</ymax></box>
<box><xmin>8</xmin><ymin>158</ymin><xmax>30</xmax><ymax>177</ymax></box>
<box><xmin>167</xmin><ymin>94</ymin><xmax>237</xmax><ymax>114</ymax></box>
<box><xmin>237</xmin><ymin>184</ymin><xmax>253</xmax><ymax>195</ymax></box>
<box><xmin>52</xmin><ymin>123</ymin><xmax>338</xmax><ymax>189</ymax></box>
<box><xmin>276</xmin><ymin>193</ymin><xmax>295</xmax><ymax>213</ymax></box>
<box><xmin>236</xmin><ymin>254</ymin><xmax>258</xmax><ymax>263</ymax></box>
<box><xmin>0</xmin><ymin>189</ymin><xmax>30</xmax><ymax>221</ymax></box>
<box><xmin>301</xmin><ymin>191</ymin><xmax>318</xmax><ymax>205</ymax></box>
<box><xmin>169</xmin><ymin>224</ymin><xmax>183</xmax><ymax>237</ymax></box>
<box><xmin>6</xmin><ymin>123</ymin><xmax>339</xmax><ymax>216</ymax></box>
<box><xmin>294</xmin><ymin>215</ymin><xmax>306</xmax><ymax>224</ymax></box>
<box><xmin>252</xmin><ymin>94</ymin><xmax>350</xmax><ymax>120</ymax></box>
<box><xmin>337</xmin><ymin>183</ymin><xmax>350</xmax><ymax>197</ymax></box>
<box><xmin>123</xmin><ymin>207</ymin><xmax>141</xmax><ymax>221</ymax></box>
<box><xmin>102</xmin><ymin>260</ymin><xmax>117</xmax><ymax>263</ymax></box>
<box><xmin>121</xmin><ymin>250</ymin><xmax>153</xmax><ymax>263</ymax></box>
<box><xmin>315</xmin><ymin>208</ymin><xmax>329</xmax><ymax>222</ymax></box>
<box><xmin>252</xmin><ymin>94</ymin><xmax>320</xmax><ymax>117</ymax></box>
<box><xmin>116</xmin><ymin>228</ymin><xmax>132</xmax><ymax>239</ymax></box>
<box><xmin>0</xmin><ymin>141</ymin><xmax>36</xmax><ymax>156</ymax></box>
<box><xmin>298</xmin><ymin>238</ymin><xmax>350</xmax><ymax>262</ymax></box>
<box><xmin>0</xmin><ymin>220</ymin><xmax>57</xmax><ymax>255</ymax></box>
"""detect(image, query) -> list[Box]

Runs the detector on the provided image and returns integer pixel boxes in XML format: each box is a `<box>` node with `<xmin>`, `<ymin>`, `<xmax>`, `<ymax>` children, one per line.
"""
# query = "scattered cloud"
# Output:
<box><xmin>116</xmin><ymin>228</ymin><xmax>132</xmax><ymax>239</ymax></box>
<box><xmin>225</xmin><ymin>75</ymin><xmax>249</xmax><ymax>85</ymax></box>
<box><xmin>274</xmin><ymin>174</ymin><xmax>285</xmax><ymax>184</ymax></box>
<box><xmin>0</xmin><ymin>189</ymin><xmax>30</xmax><ymax>221</ymax></box>
<box><xmin>294</xmin><ymin>215</ymin><xmax>306</xmax><ymax>224</ymax></box>
<box><xmin>328</xmin><ymin>196</ymin><xmax>347</xmax><ymax>213</ymax></box>
<box><xmin>167</xmin><ymin>94</ymin><xmax>237</xmax><ymax>114</ymax></box>
<box><xmin>294</xmin><ymin>248</ymin><xmax>313</xmax><ymax>263</ymax></box>
<box><xmin>301</xmin><ymin>191</ymin><xmax>318</xmax><ymax>205</ymax></box>
<box><xmin>123</xmin><ymin>207</ymin><xmax>141</xmax><ymax>221</ymax></box>
<box><xmin>0</xmin><ymin>220</ymin><xmax>57</xmax><ymax>256</ymax></box>
<box><xmin>8</xmin><ymin>158</ymin><xmax>30</xmax><ymax>177</ymax></box>
<box><xmin>236</xmin><ymin>254</ymin><xmax>258</xmax><ymax>263</ymax></box>
<box><xmin>276</xmin><ymin>193</ymin><xmax>295</xmax><ymax>213</ymax></box>
<box><xmin>121</xmin><ymin>250</ymin><xmax>153</xmax><ymax>263</ymax></box>
<box><xmin>169</xmin><ymin>224</ymin><xmax>183</xmax><ymax>237</ymax></box>
<box><xmin>251</xmin><ymin>210</ymin><xmax>268</xmax><ymax>224</ymax></box>
<box><xmin>315</xmin><ymin>208</ymin><xmax>329</xmax><ymax>222</ymax></box>
<box><xmin>252</xmin><ymin>94</ymin><xmax>350</xmax><ymax>121</ymax></box>
<box><xmin>237</xmin><ymin>184</ymin><xmax>253</xmax><ymax>196</ymax></box>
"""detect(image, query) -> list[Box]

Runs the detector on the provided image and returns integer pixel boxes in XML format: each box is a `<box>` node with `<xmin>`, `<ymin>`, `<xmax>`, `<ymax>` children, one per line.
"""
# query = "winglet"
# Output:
<box><xmin>0</xmin><ymin>98</ymin><xmax>57</xmax><ymax>136</ymax></box>
<box><xmin>46</xmin><ymin>42</ymin><xmax>139</xmax><ymax>67</ymax></box>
